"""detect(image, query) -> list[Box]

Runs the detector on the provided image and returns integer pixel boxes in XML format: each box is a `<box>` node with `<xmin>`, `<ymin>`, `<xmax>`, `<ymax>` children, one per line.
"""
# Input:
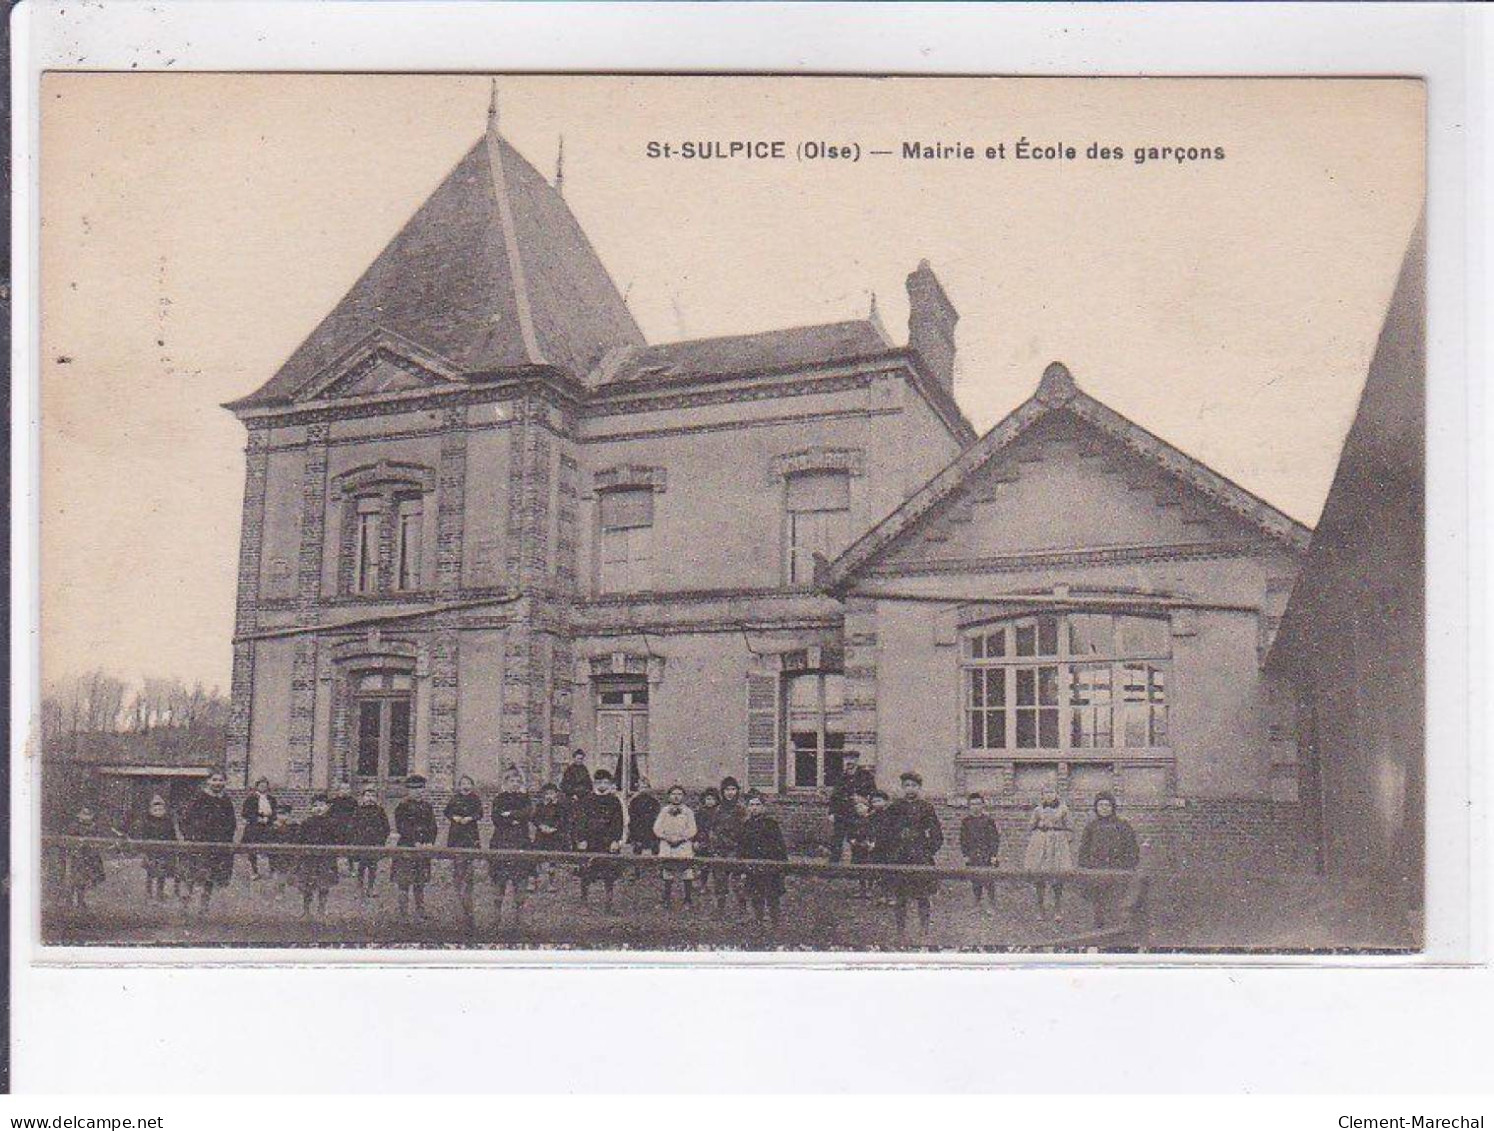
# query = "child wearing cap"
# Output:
<box><xmin>959</xmin><ymin>792</ymin><xmax>1001</xmax><ymax>908</ymax></box>
<box><xmin>738</xmin><ymin>791</ymin><xmax>788</xmax><ymax>927</ymax></box>
<box><xmin>530</xmin><ymin>782</ymin><xmax>569</xmax><ymax>893</ymax></box>
<box><xmin>392</xmin><ymin>775</ymin><xmax>438</xmax><ymax>920</ymax></box>
<box><xmin>295</xmin><ymin>794</ymin><xmax>341</xmax><ymax>920</ymax></box>
<box><xmin>885</xmin><ymin>771</ymin><xmax>943</xmax><ymax>940</ymax></box>
<box><xmin>866</xmin><ymin>790</ymin><xmax>894</xmax><ymax>906</ymax></box>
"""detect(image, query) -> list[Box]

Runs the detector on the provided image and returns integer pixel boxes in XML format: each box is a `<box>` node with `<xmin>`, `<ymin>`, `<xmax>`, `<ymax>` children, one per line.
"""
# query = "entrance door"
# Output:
<box><xmin>594</xmin><ymin>679</ymin><xmax>650</xmax><ymax>790</ymax></box>
<box><xmin>352</xmin><ymin>671</ymin><xmax>414</xmax><ymax>786</ymax></box>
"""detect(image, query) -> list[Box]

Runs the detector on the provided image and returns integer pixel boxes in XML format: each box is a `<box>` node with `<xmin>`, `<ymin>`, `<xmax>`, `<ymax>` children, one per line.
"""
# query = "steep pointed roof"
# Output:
<box><xmin>232</xmin><ymin>120</ymin><xmax>644</xmax><ymax>410</ymax></box>
<box><xmin>824</xmin><ymin>361</ymin><xmax>1312</xmax><ymax>590</ymax></box>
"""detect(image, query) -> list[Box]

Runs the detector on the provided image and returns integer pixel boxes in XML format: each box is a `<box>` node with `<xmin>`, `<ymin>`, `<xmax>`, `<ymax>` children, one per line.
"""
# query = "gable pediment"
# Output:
<box><xmin>294</xmin><ymin>331</ymin><xmax>465</xmax><ymax>404</ymax></box>
<box><xmin>828</xmin><ymin>363</ymin><xmax>1310</xmax><ymax>590</ymax></box>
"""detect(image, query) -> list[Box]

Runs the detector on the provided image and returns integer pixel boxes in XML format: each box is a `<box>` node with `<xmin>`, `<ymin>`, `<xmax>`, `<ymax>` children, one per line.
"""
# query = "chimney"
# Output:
<box><xmin>906</xmin><ymin>260</ymin><xmax>959</xmax><ymax>396</ymax></box>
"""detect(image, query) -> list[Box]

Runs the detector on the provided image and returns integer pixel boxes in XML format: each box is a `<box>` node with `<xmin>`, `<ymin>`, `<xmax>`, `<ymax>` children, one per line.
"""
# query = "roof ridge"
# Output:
<box><xmin>484</xmin><ymin>129</ymin><xmax>545</xmax><ymax>365</ymax></box>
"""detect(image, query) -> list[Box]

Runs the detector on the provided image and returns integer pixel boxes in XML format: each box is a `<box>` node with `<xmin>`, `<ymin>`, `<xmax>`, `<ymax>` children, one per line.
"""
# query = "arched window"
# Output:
<box><xmin>963</xmin><ymin>613</ymin><xmax>1170</xmax><ymax>753</ymax></box>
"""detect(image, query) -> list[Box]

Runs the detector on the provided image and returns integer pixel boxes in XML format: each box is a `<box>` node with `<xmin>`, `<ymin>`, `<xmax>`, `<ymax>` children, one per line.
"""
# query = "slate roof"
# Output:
<box><xmin>231</xmin><ymin>120</ymin><xmax>645</xmax><ymax>409</ymax></box>
<box><xmin>824</xmin><ymin>361</ymin><xmax>1313</xmax><ymax>590</ymax></box>
<box><xmin>595</xmin><ymin>319</ymin><xmax>893</xmax><ymax>386</ymax></box>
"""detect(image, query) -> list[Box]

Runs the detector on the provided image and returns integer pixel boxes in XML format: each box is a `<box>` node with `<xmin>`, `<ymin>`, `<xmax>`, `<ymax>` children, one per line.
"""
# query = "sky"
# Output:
<box><xmin>39</xmin><ymin>74</ymin><xmax>1425</xmax><ymax>691</ymax></box>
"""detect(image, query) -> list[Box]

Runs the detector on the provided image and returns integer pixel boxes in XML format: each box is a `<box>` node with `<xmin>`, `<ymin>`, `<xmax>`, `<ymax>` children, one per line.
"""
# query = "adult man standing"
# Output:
<box><xmin>827</xmin><ymin>750</ymin><xmax>877</xmax><ymax>864</ymax></box>
<box><xmin>181</xmin><ymin>771</ymin><xmax>238</xmax><ymax>913</ymax></box>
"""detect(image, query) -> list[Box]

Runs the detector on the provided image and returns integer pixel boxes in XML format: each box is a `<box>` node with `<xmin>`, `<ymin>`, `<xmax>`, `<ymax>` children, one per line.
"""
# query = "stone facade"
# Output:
<box><xmin>223</xmin><ymin>114</ymin><xmax>1319</xmax><ymax>870</ymax></box>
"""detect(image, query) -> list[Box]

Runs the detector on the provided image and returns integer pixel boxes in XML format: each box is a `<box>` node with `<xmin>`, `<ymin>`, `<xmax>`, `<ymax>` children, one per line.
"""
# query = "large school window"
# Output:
<box><xmin>598</xmin><ymin>488</ymin><xmax>655</xmax><ymax>594</ymax></box>
<box><xmin>394</xmin><ymin>496</ymin><xmax>423</xmax><ymax>592</ymax></box>
<box><xmin>785</xmin><ymin>471</ymin><xmax>851</xmax><ymax>585</ymax></box>
<box><xmin>963</xmin><ymin>613</ymin><xmax>1171</xmax><ymax>752</ymax></box>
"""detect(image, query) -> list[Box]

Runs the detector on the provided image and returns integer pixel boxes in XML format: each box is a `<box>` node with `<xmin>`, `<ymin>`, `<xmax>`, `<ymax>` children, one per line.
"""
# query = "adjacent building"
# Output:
<box><xmin>224</xmin><ymin>107</ymin><xmax>1324</xmax><ymax>868</ymax></box>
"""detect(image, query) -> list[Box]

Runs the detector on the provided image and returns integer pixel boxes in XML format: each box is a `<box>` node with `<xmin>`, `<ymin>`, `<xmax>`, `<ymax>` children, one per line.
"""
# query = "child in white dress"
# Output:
<box><xmin>653</xmin><ymin>785</ymin><xmax>698</xmax><ymax>910</ymax></box>
<box><xmin>1022</xmin><ymin>785</ymin><xmax>1073</xmax><ymax>921</ymax></box>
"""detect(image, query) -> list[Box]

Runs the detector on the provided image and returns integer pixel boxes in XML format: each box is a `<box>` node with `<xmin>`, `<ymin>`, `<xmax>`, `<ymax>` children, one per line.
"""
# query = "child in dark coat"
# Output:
<box><xmin>885</xmin><ymin>772</ymin><xmax>944</xmax><ymax>939</ymax></box>
<box><xmin>349</xmin><ymin>788</ymin><xmax>390</xmax><ymax>897</ymax></box>
<box><xmin>392</xmin><ymin>775</ymin><xmax>437</xmax><ymax>920</ymax></box>
<box><xmin>626</xmin><ymin>780</ymin><xmax>662</xmax><ymax>876</ymax></box>
<box><xmin>574</xmin><ymin>771</ymin><xmax>626</xmax><ymax>911</ymax></box>
<box><xmin>134</xmin><ymin>794</ymin><xmax>180</xmax><ymax>903</ymax></box>
<box><xmin>445</xmin><ymin>775</ymin><xmax>484</xmax><ymax>928</ymax></box>
<box><xmin>65</xmin><ymin>805</ymin><xmax>109</xmax><ymax>910</ymax></box>
<box><xmin>529</xmin><ymin>782</ymin><xmax>569</xmax><ymax>893</ymax></box>
<box><xmin>1076</xmin><ymin>792</ymin><xmax>1142</xmax><ymax>928</ymax></box>
<box><xmin>847</xmin><ymin>793</ymin><xmax>875</xmax><ymax>900</ymax></box>
<box><xmin>738</xmin><ymin>792</ymin><xmax>788</xmax><ymax>927</ymax></box>
<box><xmin>489</xmin><ymin>768</ymin><xmax>534</xmax><ymax>923</ymax></box>
<box><xmin>295</xmin><ymin>794</ymin><xmax>341</xmax><ymax>920</ymax></box>
<box><xmin>959</xmin><ymin>792</ymin><xmax>1002</xmax><ymax>908</ymax></box>
<box><xmin>267</xmin><ymin>804</ymin><xmax>298</xmax><ymax>899</ymax></box>
<box><xmin>712</xmin><ymin>777</ymin><xmax>747</xmax><ymax>913</ymax></box>
<box><xmin>180</xmin><ymin>772</ymin><xmax>238</xmax><ymax>913</ymax></box>
<box><xmin>866</xmin><ymin>790</ymin><xmax>894</xmax><ymax>906</ymax></box>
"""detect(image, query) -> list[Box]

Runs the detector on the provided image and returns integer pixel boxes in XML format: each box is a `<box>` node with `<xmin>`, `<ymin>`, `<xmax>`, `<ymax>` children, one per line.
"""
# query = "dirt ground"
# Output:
<box><xmin>39</xmin><ymin>853</ymin><xmax>1415</xmax><ymax>954</ymax></box>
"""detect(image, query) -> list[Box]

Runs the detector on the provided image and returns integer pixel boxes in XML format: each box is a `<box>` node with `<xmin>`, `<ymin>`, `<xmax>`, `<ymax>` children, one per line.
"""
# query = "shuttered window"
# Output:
<box><xmin>785</xmin><ymin>471</ymin><xmax>851</xmax><ymax>585</ymax></box>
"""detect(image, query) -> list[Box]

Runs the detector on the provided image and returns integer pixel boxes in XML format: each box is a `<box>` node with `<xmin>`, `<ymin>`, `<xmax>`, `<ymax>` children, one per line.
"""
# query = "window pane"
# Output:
<box><xmin>970</xmin><ymin>710</ymin><xmax>986</xmax><ymax>748</ymax></box>
<box><xmin>1069</xmin><ymin>664</ymin><xmax>1113</xmax><ymax>748</ymax></box>
<box><xmin>1038</xmin><ymin>665</ymin><xmax>1059</xmax><ymax>705</ymax></box>
<box><xmin>988</xmin><ymin>629</ymin><xmax>1006</xmax><ymax>658</ymax></box>
<box><xmin>356</xmin><ymin>701</ymin><xmax>381</xmax><ymax>777</ymax></box>
<box><xmin>969</xmin><ymin>635</ymin><xmax>985</xmax><ymax>660</ymax></box>
<box><xmin>1038</xmin><ymin>707</ymin><xmax>1060</xmax><ymax>748</ymax></box>
<box><xmin>823</xmin><ymin>674</ymin><xmax>845</xmax><ymax>713</ymax></box>
<box><xmin>969</xmin><ymin>669</ymin><xmax>985</xmax><ymax>709</ymax></box>
<box><xmin>356</xmin><ymin>512</ymin><xmax>380</xmax><ymax>594</ymax></box>
<box><xmin>792</xmin><ymin>733</ymin><xmax>819</xmax><ymax>787</ymax></box>
<box><xmin>1068</xmin><ymin>613</ymin><xmax>1114</xmax><ymax>657</ymax></box>
<box><xmin>1016</xmin><ymin>710</ymin><xmax>1036</xmax><ymax>748</ymax></box>
<box><xmin>987</xmin><ymin>668</ymin><xmax>1005</xmax><ymax>707</ymax></box>
<box><xmin>823</xmin><ymin>733</ymin><xmax>846</xmax><ymax>787</ymax></box>
<box><xmin>785</xmin><ymin>470</ymin><xmax>850</xmax><ymax>512</ymax></box>
<box><xmin>1037</xmin><ymin>615</ymin><xmax>1059</xmax><ymax>656</ymax></box>
<box><xmin>988</xmin><ymin>709</ymin><xmax>1007</xmax><ymax>749</ymax></box>
<box><xmin>390</xmin><ymin>673</ymin><xmax>413</xmax><ymax>691</ymax></box>
<box><xmin>396</xmin><ymin>505</ymin><xmax>422</xmax><ymax>590</ymax></box>
<box><xmin>1016</xmin><ymin>668</ymin><xmax>1035</xmax><ymax>706</ymax></box>
<box><xmin>1016</xmin><ymin>624</ymin><xmax>1036</xmax><ymax>657</ymax></box>
<box><xmin>388</xmin><ymin>699</ymin><xmax>412</xmax><ymax>779</ymax></box>
<box><xmin>599</xmin><ymin>488</ymin><xmax>654</xmax><ymax>531</ymax></box>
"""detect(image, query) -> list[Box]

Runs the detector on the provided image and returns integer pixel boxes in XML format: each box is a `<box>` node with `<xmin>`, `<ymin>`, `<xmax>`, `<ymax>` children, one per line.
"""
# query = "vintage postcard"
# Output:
<box><xmin>36</xmin><ymin>73</ymin><xmax>1426</xmax><ymax>956</ymax></box>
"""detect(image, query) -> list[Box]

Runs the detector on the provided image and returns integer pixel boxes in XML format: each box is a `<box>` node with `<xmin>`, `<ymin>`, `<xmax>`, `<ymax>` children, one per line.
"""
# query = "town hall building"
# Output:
<box><xmin>224</xmin><ymin>103</ymin><xmax>1315</xmax><ymax>866</ymax></box>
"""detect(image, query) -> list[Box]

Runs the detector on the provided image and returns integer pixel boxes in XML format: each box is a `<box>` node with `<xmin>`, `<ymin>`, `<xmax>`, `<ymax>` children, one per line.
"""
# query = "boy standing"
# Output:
<box><xmin>959</xmin><ymin>792</ymin><xmax>1001</xmax><ymax>908</ymax></box>
<box><xmin>349</xmin><ymin>787</ymin><xmax>391</xmax><ymax>898</ymax></box>
<box><xmin>295</xmin><ymin>794</ymin><xmax>341</xmax><ymax>921</ymax></box>
<box><xmin>738</xmin><ymin>792</ymin><xmax>788</xmax><ymax>928</ymax></box>
<box><xmin>530</xmin><ymin>782</ymin><xmax>569</xmax><ymax>893</ymax></box>
<box><xmin>134</xmin><ymin>794</ymin><xmax>180</xmax><ymax>903</ymax></box>
<box><xmin>653</xmin><ymin>785</ymin><xmax>698</xmax><ymax>910</ymax></box>
<box><xmin>885</xmin><ymin>772</ymin><xmax>943</xmax><ymax>940</ymax></box>
<box><xmin>489</xmin><ymin>768</ymin><xmax>535</xmax><ymax>924</ymax></box>
<box><xmin>445</xmin><ymin>775</ymin><xmax>484</xmax><ymax>929</ymax></box>
<box><xmin>574</xmin><ymin>771</ymin><xmax>626</xmax><ymax>912</ymax></box>
<box><xmin>392</xmin><ymin>774</ymin><xmax>437</xmax><ymax>920</ymax></box>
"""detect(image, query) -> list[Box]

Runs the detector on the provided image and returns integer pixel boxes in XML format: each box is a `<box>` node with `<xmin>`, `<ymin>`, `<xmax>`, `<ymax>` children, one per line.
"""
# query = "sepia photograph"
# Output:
<box><xmin>35</xmin><ymin>72</ymin><xmax>1427</xmax><ymax>956</ymax></box>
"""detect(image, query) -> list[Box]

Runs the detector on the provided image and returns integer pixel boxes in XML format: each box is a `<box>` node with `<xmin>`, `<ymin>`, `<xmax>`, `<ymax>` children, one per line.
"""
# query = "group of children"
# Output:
<box><xmin>55</xmin><ymin>751</ymin><xmax>1144</xmax><ymax>937</ymax></box>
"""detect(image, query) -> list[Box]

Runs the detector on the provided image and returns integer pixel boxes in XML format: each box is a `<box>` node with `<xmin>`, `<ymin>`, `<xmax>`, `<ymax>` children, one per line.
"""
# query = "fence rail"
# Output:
<box><xmin>42</xmin><ymin>834</ymin><xmax>1151</xmax><ymax>947</ymax></box>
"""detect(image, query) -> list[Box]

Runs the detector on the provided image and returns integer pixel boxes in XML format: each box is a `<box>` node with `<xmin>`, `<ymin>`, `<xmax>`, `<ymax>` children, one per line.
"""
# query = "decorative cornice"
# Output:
<box><xmin>863</xmin><ymin>540</ymin><xmax>1286</xmax><ymax>578</ymax></box>
<box><xmin>591</xmin><ymin>464</ymin><xmax>668</xmax><ymax>496</ymax></box>
<box><xmin>770</xmin><ymin>446</ymin><xmax>866</xmax><ymax>484</ymax></box>
<box><xmin>293</xmin><ymin>330</ymin><xmax>465</xmax><ymax>404</ymax></box>
<box><xmin>330</xmin><ymin>459</ymin><xmax>437</xmax><ymax>500</ymax></box>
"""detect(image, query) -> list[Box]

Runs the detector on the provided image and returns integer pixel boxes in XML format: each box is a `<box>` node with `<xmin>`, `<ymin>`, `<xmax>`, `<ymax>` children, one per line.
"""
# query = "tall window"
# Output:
<box><xmin>598</xmin><ymin>488</ymin><xmax>654</xmax><ymax>594</ymax></box>
<box><xmin>352</xmin><ymin>671</ymin><xmax>414</xmax><ymax>782</ymax></box>
<box><xmin>594</xmin><ymin>678</ymin><xmax>650</xmax><ymax>787</ymax></box>
<box><xmin>786</xmin><ymin>672</ymin><xmax>847</xmax><ymax>789</ymax></box>
<box><xmin>785</xmin><ymin>471</ymin><xmax>851</xmax><ymax>585</ymax></box>
<box><xmin>394</xmin><ymin>496</ymin><xmax>423</xmax><ymax>592</ymax></box>
<box><xmin>964</xmin><ymin>613</ymin><xmax>1171</xmax><ymax>752</ymax></box>
<box><xmin>354</xmin><ymin>499</ymin><xmax>381</xmax><ymax>595</ymax></box>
